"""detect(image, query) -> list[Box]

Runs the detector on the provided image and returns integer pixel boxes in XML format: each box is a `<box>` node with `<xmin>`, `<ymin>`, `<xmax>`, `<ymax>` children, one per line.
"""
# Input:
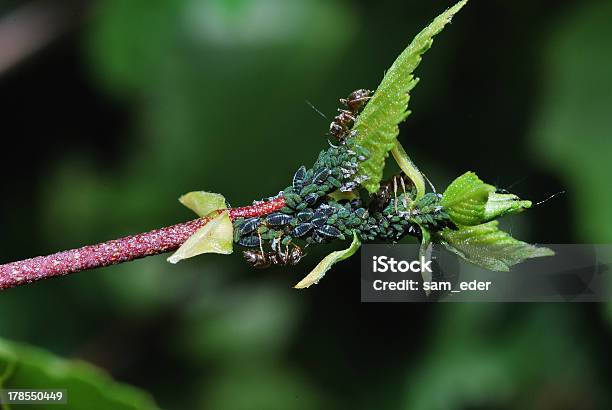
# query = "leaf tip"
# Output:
<box><xmin>166</xmin><ymin>255</ymin><xmax>180</xmax><ymax>264</ymax></box>
<box><xmin>535</xmin><ymin>246</ymin><xmax>556</xmax><ymax>257</ymax></box>
<box><xmin>293</xmin><ymin>232</ymin><xmax>361</xmax><ymax>289</ymax></box>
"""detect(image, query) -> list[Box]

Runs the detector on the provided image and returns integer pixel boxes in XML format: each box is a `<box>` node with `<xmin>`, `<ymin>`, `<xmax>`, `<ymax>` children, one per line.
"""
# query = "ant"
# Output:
<box><xmin>329</xmin><ymin>89</ymin><xmax>372</xmax><ymax>143</ymax></box>
<box><xmin>243</xmin><ymin>234</ymin><xmax>304</xmax><ymax>269</ymax></box>
<box><xmin>369</xmin><ymin>172</ymin><xmax>413</xmax><ymax>213</ymax></box>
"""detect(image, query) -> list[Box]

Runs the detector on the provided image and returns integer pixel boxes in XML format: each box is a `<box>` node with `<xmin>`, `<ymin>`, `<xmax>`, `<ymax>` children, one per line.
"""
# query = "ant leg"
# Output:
<box><xmin>400</xmin><ymin>176</ymin><xmax>408</xmax><ymax>209</ymax></box>
<box><xmin>258</xmin><ymin>232</ymin><xmax>272</xmax><ymax>266</ymax></box>
<box><xmin>271</xmin><ymin>234</ymin><xmax>283</xmax><ymax>254</ymax></box>
<box><xmin>422</xmin><ymin>172</ymin><xmax>437</xmax><ymax>195</ymax></box>
<box><xmin>393</xmin><ymin>176</ymin><xmax>398</xmax><ymax>213</ymax></box>
<box><xmin>327</xmin><ymin>138</ymin><xmax>340</xmax><ymax>148</ymax></box>
<box><xmin>337</xmin><ymin>109</ymin><xmax>356</xmax><ymax>121</ymax></box>
<box><xmin>257</xmin><ymin>232</ymin><xmax>265</xmax><ymax>258</ymax></box>
<box><xmin>294</xmin><ymin>243</ymin><xmax>304</xmax><ymax>257</ymax></box>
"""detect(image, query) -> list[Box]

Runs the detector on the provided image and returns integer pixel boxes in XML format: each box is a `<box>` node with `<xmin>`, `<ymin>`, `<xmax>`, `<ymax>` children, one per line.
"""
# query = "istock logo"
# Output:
<box><xmin>372</xmin><ymin>256</ymin><xmax>433</xmax><ymax>273</ymax></box>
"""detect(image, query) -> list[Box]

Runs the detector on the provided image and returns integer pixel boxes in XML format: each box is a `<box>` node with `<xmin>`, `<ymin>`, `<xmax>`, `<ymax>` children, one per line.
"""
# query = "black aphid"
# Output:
<box><xmin>297</xmin><ymin>209</ymin><xmax>314</xmax><ymax>222</ymax></box>
<box><xmin>312</xmin><ymin>168</ymin><xmax>331</xmax><ymax>185</ymax></box>
<box><xmin>304</xmin><ymin>193</ymin><xmax>318</xmax><ymax>206</ymax></box>
<box><xmin>292</xmin><ymin>223</ymin><xmax>314</xmax><ymax>237</ymax></box>
<box><xmin>316</xmin><ymin>225</ymin><xmax>342</xmax><ymax>239</ymax></box>
<box><xmin>292</xmin><ymin>166</ymin><xmax>307</xmax><ymax>191</ymax></box>
<box><xmin>239</xmin><ymin>218</ymin><xmax>260</xmax><ymax>236</ymax></box>
<box><xmin>266</xmin><ymin>213</ymin><xmax>293</xmax><ymax>226</ymax></box>
<box><xmin>314</xmin><ymin>206</ymin><xmax>334</xmax><ymax>218</ymax></box>
<box><xmin>311</xmin><ymin>217</ymin><xmax>326</xmax><ymax>228</ymax></box>
<box><xmin>238</xmin><ymin>235</ymin><xmax>261</xmax><ymax>248</ymax></box>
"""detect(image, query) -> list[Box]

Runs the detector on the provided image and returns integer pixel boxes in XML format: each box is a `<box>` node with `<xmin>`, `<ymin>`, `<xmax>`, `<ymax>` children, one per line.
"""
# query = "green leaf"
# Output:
<box><xmin>0</xmin><ymin>338</ymin><xmax>158</xmax><ymax>410</ymax></box>
<box><xmin>483</xmin><ymin>192</ymin><xmax>532</xmax><ymax>221</ymax></box>
<box><xmin>391</xmin><ymin>140</ymin><xmax>426</xmax><ymax>200</ymax></box>
<box><xmin>353</xmin><ymin>0</ymin><xmax>468</xmax><ymax>193</ymax></box>
<box><xmin>294</xmin><ymin>232</ymin><xmax>361</xmax><ymax>289</ymax></box>
<box><xmin>437</xmin><ymin>221</ymin><xmax>554</xmax><ymax>271</ymax></box>
<box><xmin>441</xmin><ymin>172</ymin><xmax>533</xmax><ymax>226</ymax></box>
<box><xmin>441</xmin><ymin>172</ymin><xmax>495</xmax><ymax>226</ymax></box>
<box><xmin>167</xmin><ymin>211</ymin><xmax>233</xmax><ymax>264</ymax></box>
<box><xmin>179</xmin><ymin>191</ymin><xmax>227</xmax><ymax>217</ymax></box>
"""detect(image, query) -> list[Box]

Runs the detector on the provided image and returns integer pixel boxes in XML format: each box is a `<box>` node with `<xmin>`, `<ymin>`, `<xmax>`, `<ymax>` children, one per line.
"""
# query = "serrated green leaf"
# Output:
<box><xmin>0</xmin><ymin>338</ymin><xmax>158</xmax><ymax>410</ymax></box>
<box><xmin>167</xmin><ymin>211</ymin><xmax>233</xmax><ymax>264</ymax></box>
<box><xmin>442</xmin><ymin>172</ymin><xmax>534</xmax><ymax>226</ymax></box>
<box><xmin>437</xmin><ymin>221</ymin><xmax>554</xmax><ymax>271</ymax></box>
<box><xmin>441</xmin><ymin>172</ymin><xmax>495</xmax><ymax>226</ymax></box>
<box><xmin>391</xmin><ymin>140</ymin><xmax>426</xmax><ymax>200</ymax></box>
<box><xmin>353</xmin><ymin>0</ymin><xmax>468</xmax><ymax>193</ymax></box>
<box><xmin>294</xmin><ymin>232</ymin><xmax>360</xmax><ymax>289</ymax></box>
<box><xmin>179</xmin><ymin>191</ymin><xmax>227</xmax><ymax>217</ymax></box>
<box><xmin>484</xmin><ymin>192</ymin><xmax>532</xmax><ymax>221</ymax></box>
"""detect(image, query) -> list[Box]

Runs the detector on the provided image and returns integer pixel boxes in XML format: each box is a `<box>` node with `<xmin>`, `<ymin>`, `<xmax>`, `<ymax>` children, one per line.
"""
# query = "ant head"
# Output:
<box><xmin>243</xmin><ymin>251</ymin><xmax>259</xmax><ymax>264</ymax></box>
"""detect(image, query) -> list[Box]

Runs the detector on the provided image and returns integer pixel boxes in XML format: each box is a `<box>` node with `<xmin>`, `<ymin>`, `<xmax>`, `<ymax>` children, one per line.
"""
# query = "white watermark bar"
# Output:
<box><xmin>0</xmin><ymin>389</ymin><xmax>67</xmax><ymax>404</ymax></box>
<box><xmin>361</xmin><ymin>245</ymin><xmax>612</xmax><ymax>302</ymax></box>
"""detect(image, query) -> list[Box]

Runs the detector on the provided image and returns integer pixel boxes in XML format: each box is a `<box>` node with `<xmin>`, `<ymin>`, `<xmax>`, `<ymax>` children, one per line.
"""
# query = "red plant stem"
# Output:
<box><xmin>228</xmin><ymin>196</ymin><xmax>286</xmax><ymax>219</ymax></box>
<box><xmin>0</xmin><ymin>196</ymin><xmax>286</xmax><ymax>291</ymax></box>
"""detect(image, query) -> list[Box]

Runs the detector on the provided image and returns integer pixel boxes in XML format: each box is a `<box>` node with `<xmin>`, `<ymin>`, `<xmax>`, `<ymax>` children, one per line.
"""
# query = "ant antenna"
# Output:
<box><xmin>399</xmin><ymin>176</ymin><xmax>409</xmax><ymax>209</ymax></box>
<box><xmin>533</xmin><ymin>191</ymin><xmax>566</xmax><ymax>207</ymax></box>
<box><xmin>305</xmin><ymin>100</ymin><xmax>328</xmax><ymax>120</ymax></box>
<box><xmin>505</xmin><ymin>176</ymin><xmax>528</xmax><ymax>191</ymax></box>
<box><xmin>393</xmin><ymin>176</ymin><xmax>398</xmax><ymax>213</ymax></box>
<box><xmin>422</xmin><ymin>172</ymin><xmax>437</xmax><ymax>194</ymax></box>
<box><xmin>327</xmin><ymin>137</ymin><xmax>341</xmax><ymax>148</ymax></box>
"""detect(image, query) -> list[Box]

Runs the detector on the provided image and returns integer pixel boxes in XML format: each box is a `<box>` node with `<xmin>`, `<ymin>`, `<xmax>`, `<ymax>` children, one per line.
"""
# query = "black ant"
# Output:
<box><xmin>243</xmin><ymin>235</ymin><xmax>304</xmax><ymax>269</ymax></box>
<box><xmin>369</xmin><ymin>172</ymin><xmax>413</xmax><ymax>213</ymax></box>
<box><xmin>329</xmin><ymin>89</ymin><xmax>372</xmax><ymax>143</ymax></box>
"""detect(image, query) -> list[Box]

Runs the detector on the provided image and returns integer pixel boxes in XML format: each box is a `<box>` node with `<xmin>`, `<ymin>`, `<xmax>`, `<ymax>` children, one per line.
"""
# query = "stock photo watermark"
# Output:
<box><xmin>361</xmin><ymin>245</ymin><xmax>612</xmax><ymax>302</ymax></box>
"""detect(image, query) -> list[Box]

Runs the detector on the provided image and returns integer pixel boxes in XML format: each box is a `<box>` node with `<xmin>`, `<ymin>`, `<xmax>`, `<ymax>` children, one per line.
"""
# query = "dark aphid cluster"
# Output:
<box><xmin>380</xmin><ymin>192</ymin><xmax>452</xmax><ymax>240</ymax></box>
<box><xmin>233</xmin><ymin>137</ymin><xmax>372</xmax><ymax>264</ymax></box>
<box><xmin>404</xmin><ymin>193</ymin><xmax>452</xmax><ymax>230</ymax></box>
<box><xmin>294</xmin><ymin>204</ymin><xmax>345</xmax><ymax>244</ymax></box>
<box><xmin>307</xmin><ymin>201</ymin><xmax>369</xmax><ymax>243</ymax></box>
<box><xmin>232</xmin><ymin>87</ymin><xmax>453</xmax><ymax>269</ymax></box>
<box><xmin>329</xmin><ymin>89</ymin><xmax>372</xmax><ymax>143</ymax></box>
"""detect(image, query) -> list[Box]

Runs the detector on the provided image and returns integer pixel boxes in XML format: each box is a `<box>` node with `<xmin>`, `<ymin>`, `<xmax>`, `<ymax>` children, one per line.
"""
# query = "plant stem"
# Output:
<box><xmin>0</xmin><ymin>196</ymin><xmax>286</xmax><ymax>291</ymax></box>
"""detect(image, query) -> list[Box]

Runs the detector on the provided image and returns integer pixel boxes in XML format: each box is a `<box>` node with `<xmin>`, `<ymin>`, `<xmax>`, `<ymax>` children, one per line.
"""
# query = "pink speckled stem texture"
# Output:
<box><xmin>0</xmin><ymin>196</ymin><xmax>286</xmax><ymax>291</ymax></box>
<box><xmin>0</xmin><ymin>218</ymin><xmax>209</xmax><ymax>290</ymax></box>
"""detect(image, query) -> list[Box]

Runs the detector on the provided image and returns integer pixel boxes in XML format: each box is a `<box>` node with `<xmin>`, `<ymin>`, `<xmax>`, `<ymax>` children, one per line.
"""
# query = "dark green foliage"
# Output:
<box><xmin>0</xmin><ymin>338</ymin><xmax>158</xmax><ymax>410</ymax></box>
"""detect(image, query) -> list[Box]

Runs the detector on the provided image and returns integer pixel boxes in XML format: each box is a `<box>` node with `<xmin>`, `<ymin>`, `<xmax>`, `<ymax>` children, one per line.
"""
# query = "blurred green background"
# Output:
<box><xmin>1</xmin><ymin>0</ymin><xmax>611</xmax><ymax>408</ymax></box>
